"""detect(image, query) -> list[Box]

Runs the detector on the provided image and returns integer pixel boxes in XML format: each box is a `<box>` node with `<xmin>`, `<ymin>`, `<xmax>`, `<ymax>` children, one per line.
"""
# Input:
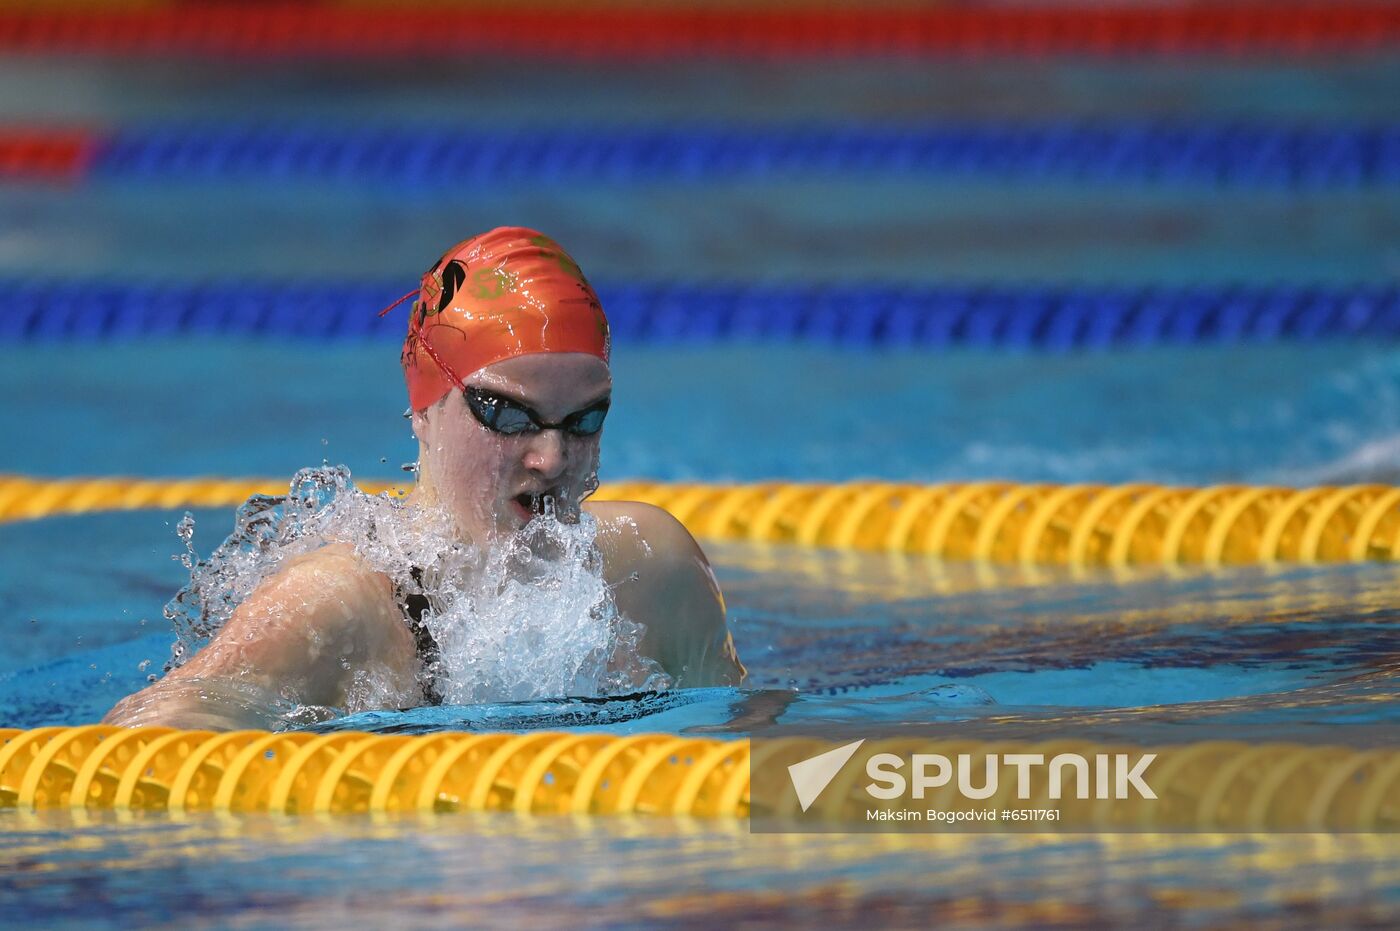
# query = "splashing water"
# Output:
<box><xmin>424</xmin><ymin>497</ymin><xmax>672</xmax><ymax>705</ymax></box>
<box><xmin>162</xmin><ymin>465</ymin><xmax>670</xmax><ymax>721</ymax></box>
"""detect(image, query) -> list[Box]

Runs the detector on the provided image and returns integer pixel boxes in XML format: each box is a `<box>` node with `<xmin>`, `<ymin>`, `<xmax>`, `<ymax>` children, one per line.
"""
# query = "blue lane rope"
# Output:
<box><xmin>2</xmin><ymin>279</ymin><xmax>1397</xmax><ymax>349</ymax></box>
<box><xmin>88</xmin><ymin>122</ymin><xmax>1400</xmax><ymax>188</ymax></box>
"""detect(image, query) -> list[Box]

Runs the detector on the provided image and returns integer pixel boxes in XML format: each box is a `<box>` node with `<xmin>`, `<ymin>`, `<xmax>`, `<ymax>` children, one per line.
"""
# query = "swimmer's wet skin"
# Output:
<box><xmin>103</xmin><ymin>227</ymin><xmax>744</xmax><ymax>730</ymax></box>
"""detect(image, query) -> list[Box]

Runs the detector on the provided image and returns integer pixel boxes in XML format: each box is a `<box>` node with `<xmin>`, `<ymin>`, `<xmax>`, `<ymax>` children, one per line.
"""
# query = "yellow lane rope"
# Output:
<box><xmin>0</xmin><ymin>727</ymin><xmax>1395</xmax><ymax>829</ymax></box>
<box><xmin>2</xmin><ymin>475</ymin><xmax>1398</xmax><ymax>567</ymax></box>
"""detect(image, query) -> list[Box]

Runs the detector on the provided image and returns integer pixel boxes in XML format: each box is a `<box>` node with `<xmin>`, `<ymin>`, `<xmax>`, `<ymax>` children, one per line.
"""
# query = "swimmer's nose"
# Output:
<box><xmin>522</xmin><ymin>429</ymin><xmax>568</xmax><ymax>480</ymax></box>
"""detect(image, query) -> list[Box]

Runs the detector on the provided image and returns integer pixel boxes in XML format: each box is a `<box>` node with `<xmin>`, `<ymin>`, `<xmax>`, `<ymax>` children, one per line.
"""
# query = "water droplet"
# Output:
<box><xmin>173</xmin><ymin>512</ymin><xmax>198</xmax><ymax>569</ymax></box>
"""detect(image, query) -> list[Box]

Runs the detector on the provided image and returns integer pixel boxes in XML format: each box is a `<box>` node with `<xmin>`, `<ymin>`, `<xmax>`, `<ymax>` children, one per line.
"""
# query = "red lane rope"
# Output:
<box><xmin>1</xmin><ymin>5</ymin><xmax>1399</xmax><ymax>58</ymax></box>
<box><xmin>0</xmin><ymin>129</ymin><xmax>97</xmax><ymax>183</ymax></box>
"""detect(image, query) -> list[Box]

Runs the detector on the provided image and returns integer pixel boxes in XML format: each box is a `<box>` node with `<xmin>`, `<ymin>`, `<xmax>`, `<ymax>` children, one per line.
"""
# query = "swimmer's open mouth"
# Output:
<box><xmin>512</xmin><ymin>491</ymin><xmax>560</xmax><ymax>519</ymax></box>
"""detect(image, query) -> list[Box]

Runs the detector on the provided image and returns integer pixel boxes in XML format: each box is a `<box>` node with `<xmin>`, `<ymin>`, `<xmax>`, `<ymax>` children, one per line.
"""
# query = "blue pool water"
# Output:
<box><xmin>3</xmin><ymin>45</ymin><xmax>1400</xmax><ymax>930</ymax></box>
<box><xmin>3</xmin><ymin>341</ymin><xmax>1400</xmax><ymax>485</ymax></box>
<box><xmin>5</xmin><ymin>56</ymin><xmax>1400</xmax><ymax>124</ymax></box>
<box><xmin>7</xmin><ymin>181</ymin><xmax>1400</xmax><ymax>284</ymax></box>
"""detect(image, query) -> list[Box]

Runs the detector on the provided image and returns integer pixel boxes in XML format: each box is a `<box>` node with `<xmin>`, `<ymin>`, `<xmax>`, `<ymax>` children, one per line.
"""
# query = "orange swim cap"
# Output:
<box><xmin>397</xmin><ymin>227</ymin><xmax>610</xmax><ymax>411</ymax></box>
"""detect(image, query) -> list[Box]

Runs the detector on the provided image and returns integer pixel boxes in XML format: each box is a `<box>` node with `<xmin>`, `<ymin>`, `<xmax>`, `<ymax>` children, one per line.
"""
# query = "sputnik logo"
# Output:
<box><xmin>787</xmin><ymin>739</ymin><xmax>866</xmax><ymax>812</ymax></box>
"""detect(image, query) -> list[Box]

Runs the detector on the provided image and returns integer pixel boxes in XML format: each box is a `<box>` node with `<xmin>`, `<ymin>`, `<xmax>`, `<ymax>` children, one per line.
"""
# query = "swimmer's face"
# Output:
<box><xmin>412</xmin><ymin>353</ymin><xmax>611</xmax><ymax>543</ymax></box>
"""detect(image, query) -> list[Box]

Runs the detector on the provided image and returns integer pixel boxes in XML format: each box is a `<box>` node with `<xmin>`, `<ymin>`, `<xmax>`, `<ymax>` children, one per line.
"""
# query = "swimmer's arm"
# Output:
<box><xmin>103</xmin><ymin>544</ymin><xmax>417</xmax><ymax>730</ymax></box>
<box><xmin>594</xmin><ymin>503</ymin><xmax>745</xmax><ymax>688</ymax></box>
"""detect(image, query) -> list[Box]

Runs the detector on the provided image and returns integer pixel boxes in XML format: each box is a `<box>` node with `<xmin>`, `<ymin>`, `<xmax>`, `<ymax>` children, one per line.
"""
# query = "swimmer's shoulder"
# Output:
<box><xmin>585</xmin><ymin>500</ymin><xmax>743</xmax><ymax>686</ymax></box>
<box><xmin>585</xmin><ymin>501</ymin><xmax>711</xmax><ymax>575</ymax></box>
<box><xmin>277</xmin><ymin>542</ymin><xmax>398</xmax><ymax>604</ymax></box>
<box><xmin>243</xmin><ymin>542</ymin><xmax>406</xmax><ymax>646</ymax></box>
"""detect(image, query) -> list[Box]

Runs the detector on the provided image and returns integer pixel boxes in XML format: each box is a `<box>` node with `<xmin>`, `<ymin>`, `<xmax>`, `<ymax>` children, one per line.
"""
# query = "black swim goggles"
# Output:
<box><xmin>464</xmin><ymin>386</ymin><xmax>610</xmax><ymax>437</ymax></box>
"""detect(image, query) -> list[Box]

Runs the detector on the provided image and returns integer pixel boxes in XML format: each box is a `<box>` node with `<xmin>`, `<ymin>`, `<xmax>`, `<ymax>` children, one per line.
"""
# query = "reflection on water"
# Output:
<box><xmin>709</xmin><ymin>544</ymin><xmax>1400</xmax><ymax>742</ymax></box>
<box><xmin>1</xmin><ymin>810</ymin><xmax>1396</xmax><ymax>928</ymax></box>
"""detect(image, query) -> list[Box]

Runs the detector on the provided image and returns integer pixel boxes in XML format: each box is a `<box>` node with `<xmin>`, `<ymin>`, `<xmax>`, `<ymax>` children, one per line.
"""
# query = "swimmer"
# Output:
<box><xmin>105</xmin><ymin>227</ymin><xmax>744</xmax><ymax>729</ymax></box>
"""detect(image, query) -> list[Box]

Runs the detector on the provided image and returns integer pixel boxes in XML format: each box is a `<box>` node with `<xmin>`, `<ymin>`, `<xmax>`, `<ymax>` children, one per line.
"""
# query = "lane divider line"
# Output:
<box><xmin>2</xmin><ymin>475</ymin><xmax>1397</xmax><ymax>567</ymax></box>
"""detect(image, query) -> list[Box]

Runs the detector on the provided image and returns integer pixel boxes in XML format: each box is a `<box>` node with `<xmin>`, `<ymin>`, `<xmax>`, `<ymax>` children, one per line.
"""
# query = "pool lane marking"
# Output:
<box><xmin>3</xmin><ymin>4</ymin><xmax>1400</xmax><ymax>58</ymax></box>
<box><xmin>2</xmin><ymin>475</ymin><xmax>1398</xmax><ymax>567</ymax></box>
<box><xmin>0</xmin><ymin>128</ymin><xmax>98</xmax><ymax>183</ymax></box>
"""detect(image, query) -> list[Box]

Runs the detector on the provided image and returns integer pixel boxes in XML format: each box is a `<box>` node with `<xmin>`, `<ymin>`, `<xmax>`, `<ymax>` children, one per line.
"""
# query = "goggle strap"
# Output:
<box><xmin>417</xmin><ymin>322</ymin><xmax>470</xmax><ymax>393</ymax></box>
<box><xmin>377</xmin><ymin>288</ymin><xmax>420</xmax><ymax>319</ymax></box>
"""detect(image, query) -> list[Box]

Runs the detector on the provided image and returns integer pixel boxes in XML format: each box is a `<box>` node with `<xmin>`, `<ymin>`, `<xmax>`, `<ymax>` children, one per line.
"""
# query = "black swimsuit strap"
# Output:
<box><xmin>398</xmin><ymin>566</ymin><xmax>444</xmax><ymax>706</ymax></box>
